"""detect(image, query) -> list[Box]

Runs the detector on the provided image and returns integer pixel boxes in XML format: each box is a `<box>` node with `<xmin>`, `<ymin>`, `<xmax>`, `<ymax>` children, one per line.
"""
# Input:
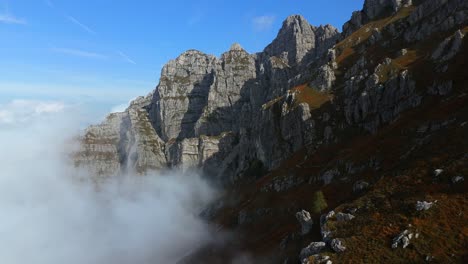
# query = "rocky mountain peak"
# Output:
<box><xmin>76</xmin><ymin>0</ymin><xmax>468</xmax><ymax>262</ymax></box>
<box><xmin>229</xmin><ymin>43</ymin><xmax>244</xmax><ymax>51</ymax></box>
<box><xmin>264</xmin><ymin>15</ymin><xmax>339</xmax><ymax>67</ymax></box>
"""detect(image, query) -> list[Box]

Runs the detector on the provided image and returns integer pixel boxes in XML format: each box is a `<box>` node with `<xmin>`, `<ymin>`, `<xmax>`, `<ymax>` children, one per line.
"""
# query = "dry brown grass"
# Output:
<box><xmin>335</xmin><ymin>6</ymin><xmax>416</xmax><ymax>67</ymax></box>
<box><xmin>291</xmin><ymin>84</ymin><xmax>333</xmax><ymax>110</ymax></box>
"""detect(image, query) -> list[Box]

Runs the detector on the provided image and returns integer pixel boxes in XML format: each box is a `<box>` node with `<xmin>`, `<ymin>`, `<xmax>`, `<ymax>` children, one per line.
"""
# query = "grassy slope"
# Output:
<box><xmin>187</xmin><ymin>6</ymin><xmax>468</xmax><ymax>264</ymax></box>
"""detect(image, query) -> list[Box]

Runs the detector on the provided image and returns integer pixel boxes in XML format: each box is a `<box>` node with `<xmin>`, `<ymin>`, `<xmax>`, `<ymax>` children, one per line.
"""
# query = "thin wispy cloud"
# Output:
<box><xmin>0</xmin><ymin>13</ymin><xmax>26</xmax><ymax>25</ymax></box>
<box><xmin>52</xmin><ymin>47</ymin><xmax>106</xmax><ymax>59</ymax></box>
<box><xmin>118</xmin><ymin>51</ymin><xmax>136</xmax><ymax>65</ymax></box>
<box><xmin>66</xmin><ymin>16</ymin><xmax>96</xmax><ymax>35</ymax></box>
<box><xmin>252</xmin><ymin>15</ymin><xmax>276</xmax><ymax>31</ymax></box>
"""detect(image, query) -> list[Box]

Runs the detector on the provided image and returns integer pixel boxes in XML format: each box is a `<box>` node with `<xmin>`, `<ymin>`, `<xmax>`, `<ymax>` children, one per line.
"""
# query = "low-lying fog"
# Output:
<box><xmin>0</xmin><ymin>100</ymin><xmax>216</xmax><ymax>264</ymax></box>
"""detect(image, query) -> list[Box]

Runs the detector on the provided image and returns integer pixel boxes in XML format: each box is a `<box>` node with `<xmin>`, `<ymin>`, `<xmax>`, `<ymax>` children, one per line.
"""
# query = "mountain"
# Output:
<box><xmin>75</xmin><ymin>0</ymin><xmax>468</xmax><ymax>262</ymax></box>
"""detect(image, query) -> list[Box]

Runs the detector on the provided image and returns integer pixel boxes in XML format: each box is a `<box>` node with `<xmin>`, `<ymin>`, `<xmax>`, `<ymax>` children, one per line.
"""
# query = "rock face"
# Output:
<box><xmin>264</xmin><ymin>15</ymin><xmax>339</xmax><ymax>67</ymax></box>
<box><xmin>74</xmin><ymin>0</ymin><xmax>468</xmax><ymax>262</ymax></box>
<box><xmin>76</xmin><ymin>14</ymin><xmax>340</xmax><ymax>182</ymax></box>
<box><xmin>364</xmin><ymin>0</ymin><xmax>411</xmax><ymax>20</ymax></box>
<box><xmin>296</xmin><ymin>210</ymin><xmax>314</xmax><ymax>235</ymax></box>
<box><xmin>77</xmin><ymin>0</ymin><xmax>467</xmax><ymax>190</ymax></box>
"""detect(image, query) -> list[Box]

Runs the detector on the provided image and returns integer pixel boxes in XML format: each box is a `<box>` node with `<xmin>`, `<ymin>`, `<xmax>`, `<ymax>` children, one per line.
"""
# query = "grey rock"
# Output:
<box><xmin>336</xmin><ymin>212</ymin><xmax>355</xmax><ymax>222</ymax></box>
<box><xmin>302</xmin><ymin>254</ymin><xmax>331</xmax><ymax>264</ymax></box>
<box><xmin>434</xmin><ymin>169</ymin><xmax>444</xmax><ymax>177</ymax></box>
<box><xmin>416</xmin><ymin>201</ymin><xmax>434</xmax><ymax>211</ymax></box>
<box><xmin>392</xmin><ymin>229</ymin><xmax>413</xmax><ymax>248</ymax></box>
<box><xmin>404</xmin><ymin>0</ymin><xmax>468</xmax><ymax>43</ymax></box>
<box><xmin>262</xmin><ymin>173</ymin><xmax>305</xmax><ymax>193</ymax></box>
<box><xmin>330</xmin><ymin>238</ymin><xmax>346</xmax><ymax>253</ymax></box>
<box><xmin>401</xmin><ymin>236</ymin><xmax>410</xmax><ymax>248</ymax></box>
<box><xmin>265</xmin><ymin>15</ymin><xmax>339</xmax><ymax>67</ymax></box>
<box><xmin>320</xmin><ymin>211</ymin><xmax>335</xmax><ymax>242</ymax></box>
<box><xmin>452</xmin><ymin>175</ymin><xmax>465</xmax><ymax>183</ymax></box>
<box><xmin>399</xmin><ymin>48</ymin><xmax>408</xmax><ymax>56</ymax></box>
<box><xmin>364</xmin><ymin>0</ymin><xmax>410</xmax><ymax>20</ymax></box>
<box><xmin>300</xmin><ymin>242</ymin><xmax>327</xmax><ymax>260</ymax></box>
<box><xmin>322</xmin><ymin>169</ymin><xmax>340</xmax><ymax>185</ymax></box>
<box><xmin>310</xmin><ymin>64</ymin><xmax>336</xmax><ymax>91</ymax></box>
<box><xmin>296</xmin><ymin>210</ymin><xmax>314</xmax><ymax>235</ymax></box>
<box><xmin>353</xmin><ymin>181</ymin><xmax>370</xmax><ymax>193</ymax></box>
<box><xmin>428</xmin><ymin>81</ymin><xmax>453</xmax><ymax>96</ymax></box>
<box><xmin>432</xmin><ymin>30</ymin><xmax>465</xmax><ymax>62</ymax></box>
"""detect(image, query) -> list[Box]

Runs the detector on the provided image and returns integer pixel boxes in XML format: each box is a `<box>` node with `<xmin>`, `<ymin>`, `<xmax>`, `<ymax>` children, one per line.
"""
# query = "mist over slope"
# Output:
<box><xmin>0</xmin><ymin>100</ymin><xmax>216</xmax><ymax>264</ymax></box>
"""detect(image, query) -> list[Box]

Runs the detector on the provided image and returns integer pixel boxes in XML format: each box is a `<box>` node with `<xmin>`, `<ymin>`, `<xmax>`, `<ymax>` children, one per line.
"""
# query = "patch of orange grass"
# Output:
<box><xmin>394</xmin><ymin>49</ymin><xmax>422</xmax><ymax>68</ymax></box>
<box><xmin>336</xmin><ymin>47</ymin><xmax>355</xmax><ymax>65</ymax></box>
<box><xmin>335</xmin><ymin>6</ymin><xmax>416</xmax><ymax>66</ymax></box>
<box><xmin>292</xmin><ymin>84</ymin><xmax>333</xmax><ymax>110</ymax></box>
<box><xmin>462</xmin><ymin>25</ymin><xmax>468</xmax><ymax>34</ymax></box>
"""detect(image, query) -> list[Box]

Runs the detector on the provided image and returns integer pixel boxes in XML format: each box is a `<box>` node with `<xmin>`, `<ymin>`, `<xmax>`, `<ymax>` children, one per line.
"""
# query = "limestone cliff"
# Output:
<box><xmin>75</xmin><ymin>0</ymin><xmax>468</xmax><ymax>262</ymax></box>
<box><xmin>76</xmin><ymin>0</ymin><xmax>467</xmax><ymax>189</ymax></box>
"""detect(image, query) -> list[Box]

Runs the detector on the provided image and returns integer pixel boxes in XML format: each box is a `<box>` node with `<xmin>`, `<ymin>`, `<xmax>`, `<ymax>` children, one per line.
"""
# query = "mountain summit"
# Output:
<box><xmin>75</xmin><ymin>0</ymin><xmax>468</xmax><ymax>262</ymax></box>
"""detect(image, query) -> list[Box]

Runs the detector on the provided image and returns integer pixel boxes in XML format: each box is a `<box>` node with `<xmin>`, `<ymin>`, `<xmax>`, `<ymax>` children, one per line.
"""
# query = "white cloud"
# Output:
<box><xmin>0</xmin><ymin>13</ymin><xmax>26</xmax><ymax>25</ymax></box>
<box><xmin>0</xmin><ymin>101</ymin><xmax>217</xmax><ymax>263</ymax></box>
<box><xmin>52</xmin><ymin>47</ymin><xmax>106</xmax><ymax>59</ymax></box>
<box><xmin>252</xmin><ymin>15</ymin><xmax>276</xmax><ymax>31</ymax></box>
<box><xmin>67</xmin><ymin>15</ymin><xmax>96</xmax><ymax>35</ymax></box>
<box><xmin>0</xmin><ymin>100</ymin><xmax>65</xmax><ymax>125</ymax></box>
<box><xmin>118</xmin><ymin>51</ymin><xmax>136</xmax><ymax>65</ymax></box>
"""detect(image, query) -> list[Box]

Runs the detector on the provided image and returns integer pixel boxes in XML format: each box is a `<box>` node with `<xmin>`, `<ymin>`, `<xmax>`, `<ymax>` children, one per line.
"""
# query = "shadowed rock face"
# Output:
<box><xmin>76</xmin><ymin>0</ymin><xmax>467</xmax><ymax>188</ymax></box>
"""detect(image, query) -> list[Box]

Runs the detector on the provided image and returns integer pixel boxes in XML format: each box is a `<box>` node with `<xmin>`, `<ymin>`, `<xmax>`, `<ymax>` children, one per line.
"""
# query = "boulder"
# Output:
<box><xmin>296</xmin><ymin>210</ymin><xmax>314</xmax><ymax>235</ymax></box>
<box><xmin>353</xmin><ymin>181</ymin><xmax>370</xmax><ymax>193</ymax></box>
<box><xmin>392</xmin><ymin>230</ymin><xmax>415</xmax><ymax>249</ymax></box>
<box><xmin>433</xmin><ymin>169</ymin><xmax>444</xmax><ymax>177</ymax></box>
<box><xmin>330</xmin><ymin>238</ymin><xmax>346</xmax><ymax>253</ymax></box>
<box><xmin>452</xmin><ymin>175</ymin><xmax>465</xmax><ymax>184</ymax></box>
<box><xmin>416</xmin><ymin>201</ymin><xmax>434</xmax><ymax>211</ymax></box>
<box><xmin>336</xmin><ymin>212</ymin><xmax>355</xmax><ymax>222</ymax></box>
<box><xmin>300</xmin><ymin>242</ymin><xmax>327</xmax><ymax>260</ymax></box>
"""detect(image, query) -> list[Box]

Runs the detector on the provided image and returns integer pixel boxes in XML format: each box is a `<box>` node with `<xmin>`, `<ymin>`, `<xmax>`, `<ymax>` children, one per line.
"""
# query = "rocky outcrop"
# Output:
<box><xmin>364</xmin><ymin>0</ymin><xmax>410</xmax><ymax>20</ymax></box>
<box><xmin>77</xmin><ymin>0</ymin><xmax>467</xmax><ymax>190</ymax></box>
<box><xmin>391</xmin><ymin>230</ymin><xmax>415</xmax><ymax>249</ymax></box>
<box><xmin>296</xmin><ymin>210</ymin><xmax>314</xmax><ymax>235</ymax></box>
<box><xmin>336</xmin><ymin>212</ymin><xmax>355</xmax><ymax>222</ymax></box>
<box><xmin>415</xmin><ymin>201</ymin><xmax>435</xmax><ymax>211</ymax></box>
<box><xmin>343</xmin><ymin>0</ymin><xmax>412</xmax><ymax>37</ymax></box>
<box><xmin>302</xmin><ymin>254</ymin><xmax>332</xmax><ymax>264</ymax></box>
<box><xmin>330</xmin><ymin>238</ymin><xmax>346</xmax><ymax>253</ymax></box>
<box><xmin>320</xmin><ymin>211</ymin><xmax>335</xmax><ymax>242</ymax></box>
<box><xmin>300</xmin><ymin>242</ymin><xmax>327</xmax><ymax>260</ymax></box>
<box><xmin>403</xmin><ymin>0</ymin><xmax>468</xmax><ymax>42</ymax></box>
<box><xmin>77</xmin><ymin>14</ymin><xmax>341</xmax><ymax>182</ymax></box>
<box><xmin>432</xmin><ymin>30</ymin><xmax>465</xmax><ymax>62</ymax></box>
<box><xmin>264</xmin><ymin>15</ymin><xmax>339</xmax><ymax>67</ymax></box>
<box><xmin>353</xmin><ymin>181</ymin><xmax>370</xmax><ymax>193</ymax></box>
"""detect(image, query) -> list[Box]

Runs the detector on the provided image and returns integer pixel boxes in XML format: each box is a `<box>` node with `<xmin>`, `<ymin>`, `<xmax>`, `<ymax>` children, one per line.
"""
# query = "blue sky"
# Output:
<box><xmin>0</xmin><ymin>0</ymin><xmax>363</xmax><ymax>114</ymax></box>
